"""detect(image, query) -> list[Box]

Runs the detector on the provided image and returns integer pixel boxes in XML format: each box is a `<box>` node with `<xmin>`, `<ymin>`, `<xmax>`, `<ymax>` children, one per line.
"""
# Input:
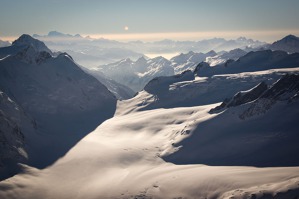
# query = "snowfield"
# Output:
<box><xmin>1</xmin><ymin>67</ymin><xmax>299</xmax><ymax>198</ymax></box>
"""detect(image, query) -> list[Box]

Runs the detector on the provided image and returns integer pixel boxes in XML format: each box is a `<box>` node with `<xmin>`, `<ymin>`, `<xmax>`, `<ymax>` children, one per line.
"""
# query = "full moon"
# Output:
<box><xmin>124</xmin><ymin>26</ymin><xmax>129</xmax><ymax>31</ymax></box>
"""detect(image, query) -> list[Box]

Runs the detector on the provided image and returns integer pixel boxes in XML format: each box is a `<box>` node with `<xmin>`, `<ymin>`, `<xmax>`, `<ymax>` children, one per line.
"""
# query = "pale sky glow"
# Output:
<box><xmin>1</xmin><ymin>0</ymin><xmax>299</xmax><ymax>42</ymax></box>
<box><xmin>85</xmin><ymin>29</ymin><xmax>299</xmax><ymax>42</ymax></box>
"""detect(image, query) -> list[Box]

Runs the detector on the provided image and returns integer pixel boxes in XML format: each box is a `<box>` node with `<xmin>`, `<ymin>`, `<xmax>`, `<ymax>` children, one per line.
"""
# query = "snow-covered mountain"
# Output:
<box><xmin>163</xmin><ymin>73</ymin><xmax>299</xmax><ymax>167</ymax></box>
<box><xmin>33</xmin><ymin>31</ymin><xmax>144</xmax><ymax>67</ymax></box>
<box><xmin>125</xmin><ymin>66</ymin><xmax>299</xmax><ymax>166</ymax></box>
<box><xmin>206</xmin><ymin>48</ymin><xmax>247</xmax><ymax>66</ymax></box>
<box><xmin>147</xmin><ymin>37</ymin><xmax>265</xmax><ymax>53</ymax></box>
<box><xmin>171</xmin><ymin>50</ymin><xmax>217</xmax><ymax>74</ymax></box>
<box><xmin>195</xmin><ymin>50</ymin><xmax>299</xmax><ymax>77</ymax></box>
<box><xmin>94</xmin><ymin>56</ymin><xmax>174</xmax><ymax>91</ymax></box>
<box><xmin>0</xmin><ymin>35</ymin><xmax>117</xmax><ymax>179</ymax></box>
<box><xmin>0</xmin><ymin>34</ymin><xmax>299</xmax><ymax>199</ymax></box>
<box><xmin>96</xmin><ymin>47</ymin><xmax>299</xmax><ymax>92</ymax></box>
<box><xmin>33</xmin><ymin>31</ymin><xmax>266</xmax><ymax>68</ymax></box>
<box><xmin>1</xmin><ymin>66</ymin><xmax>299</xmax><ymax>198</ymax></box>
<box><xmin>269</xmin><ymin>34</ymin><xmax>299</xmax><ymax>53</ymax></box>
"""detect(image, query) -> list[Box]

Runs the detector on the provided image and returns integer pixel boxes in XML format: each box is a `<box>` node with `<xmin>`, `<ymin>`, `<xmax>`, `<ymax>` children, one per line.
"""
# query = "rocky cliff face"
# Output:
<box><xmin>240</xmin><ymin>74</ymin><xmax>299</xmax><ymax>119</ymax></box>
<box><xmin>210</xmin><ymin>82</ymin><xmax>268</xmax><ymax>113</ymax></box>
<box><xmin>210</xmin><ymin>74</ymin><xmax>299</xmax><ymax>119</ymax></box>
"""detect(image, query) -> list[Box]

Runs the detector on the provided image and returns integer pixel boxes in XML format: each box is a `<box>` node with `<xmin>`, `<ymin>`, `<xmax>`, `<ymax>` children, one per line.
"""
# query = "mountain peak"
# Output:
<box><xmin>283</xmin><ymin>34</ymin><xmax>298</xmax><ymax>40</ymax></box>
<box><xmin>136</xmin><ymin>56</ymin><xmax>147</xmax><ymax>63</ymax></box>
<box><xmin>270</xmin><ymin>34</ymin><xmax>299</xmax><ymax>53</ymax></box>
<box><xmin>187</xmin><ymin>51</ymin><xmax>195</xmax><ymax>55</ymax></box>
<box><xmin>237</xmin><ymin>37</ymin><xmax>247</xmax><ymax>41</ymax></box>
<box><xmin>13</xmin><ymin>34</ymin><xmax>36</xmax><ymax>45</ymax></box>
<box><xmin>12</xmin><ymin>34</ymin><xmax>52</xmax><ymax>54</ymax></box>
<box><xmin>206</xmin><ymin>50</ymin><xmax>217</xmax><ymax>56</ymax></box>
<box><xmin>48</xmin><ymin>31</ymin><xmax>66</xmax><ymax>37</ymax></box>
<box><xmin>273</xmin><ymin>34</ymin><xmax>299</xmax><ymax>44</ymax></box>
<box><xmin>47</xmin><ymin>31</ymin><xmax>83</xmax><ymax>38</ymax></box>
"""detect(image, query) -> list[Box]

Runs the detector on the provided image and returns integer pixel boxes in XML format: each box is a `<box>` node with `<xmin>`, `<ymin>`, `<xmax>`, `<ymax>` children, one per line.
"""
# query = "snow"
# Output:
<box><xmin>195</xmin><ymin>50</ymin><xmax>299</xmax><ymax>77</ymax></box>
<box><xmin>1</xmin><ymin>35</ymin><xmax>299</xmax><ymax>198</ymax></box>
<box><xmin>95</xmin><ymin>56</ymin><xmax>174</xmax><ymax>91</ymax></box>
<box><xmin>171</xmin><ymin>51</ymin><xmax>217</xmax><ymax>74</ymax></box>
<box><xmin>0</xmin><ymin>99</ymin><xmax>299</xmax><ymax>198</ymax></box>
<box><xmin>206</xmin><ymin>48</ymin><xmax>247</xmax><ymax>66</ymax></box>
<box><xmin>1</xmin><ymin>67</ymin><xmax>299</xmax><ymax>198</ymax></box>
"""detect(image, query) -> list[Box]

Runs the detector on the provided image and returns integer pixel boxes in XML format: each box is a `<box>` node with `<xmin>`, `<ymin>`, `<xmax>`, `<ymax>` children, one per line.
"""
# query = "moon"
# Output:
<box><xmin>124</xmin><ymin>26</ymin><xmax>129</xmax><ymax>31</ymax></box>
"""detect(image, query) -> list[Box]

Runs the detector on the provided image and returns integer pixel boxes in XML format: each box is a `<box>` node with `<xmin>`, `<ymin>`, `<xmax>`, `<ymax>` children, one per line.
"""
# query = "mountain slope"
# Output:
<box><xmin>270</xmin><ymin>34</ymin><xmax>299</xmax><ymax>53</ymax></box>
<box><xmin>195</xmin><ymin>50</ymin><xmax>299</xmax><ymax>77</ymax></box>
<box><xmin>0</xmin><ymin>35</ymin><xmax>298</xmax><ymax>199</ymax></box>
<box><xmin>94</xmin><ymin>56</ymin><xmax>174</xmax><ymax>91</ymax></box>
<box><xmin>206</xmin><ymin>48</ymin><xmax>247</xmax><ymax>66</ymax></box>
<box><xmin>33</xmin><ymin>31</ymin><xmax>266</xmax><ymax>67</ymax></box>
<box><xmin>0</xmin><ymin>68</ymin><xmax>299</xmax><ymax>199</ymax></box>
<box><xmin>0</xmin><ymin>35</ymin><xmax>117</xmax><ymax>178</ymax></box>
<box><xmin>171</xmin><ymin>50</ymin><xmax>217</xmax><ymax>74</ymax></box>
<box><xmin>33</xmin><ymin>31</ymin><xmax>144</xmax><ymax>67</ymax></box>
<box><xmin>165</xmin><ymin>74</ymin><xmax>299</xmax><ymax>166</ymax></box>
<box><xmin>85</xmin><ymin>69</ymin><xmax>135</xmax><ymax>100</ymax></box>
<box><xmin>0</xmin><ymin>90</ymin><xmax>35</xmax><ymax>180</ymax></box>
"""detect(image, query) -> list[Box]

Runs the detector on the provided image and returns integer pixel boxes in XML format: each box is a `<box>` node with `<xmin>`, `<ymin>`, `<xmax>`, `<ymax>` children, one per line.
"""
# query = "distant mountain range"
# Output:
<box><xmin>195</xmin><ymin>50</ymin><xmax>299</xmax><ymax>77</ymax></box>
<box><xmin>94</xmin><ymin>56</ymin><xmax>174</xmax><ymax>91</ymax></box>
<box><xmin>92</xmin><ymin>34</ymin><xmax>299</xmax><ymax>92</ymax></box>
<box><xmin>32</xmin><ymin>31</ymin><xmax>267</xmax><ymax>68</ymax></box>
<box><xmin>33</xmin><ymin>31</ymin><xmax>144</xmax><ymax>67</ymax></box>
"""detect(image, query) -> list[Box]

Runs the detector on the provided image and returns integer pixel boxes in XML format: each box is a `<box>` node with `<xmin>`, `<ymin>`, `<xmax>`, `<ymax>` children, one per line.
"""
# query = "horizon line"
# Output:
<box><xmin>1</xmin><ymin>29</ymin><xmax>299</xmax><ymax>43</ymax></box>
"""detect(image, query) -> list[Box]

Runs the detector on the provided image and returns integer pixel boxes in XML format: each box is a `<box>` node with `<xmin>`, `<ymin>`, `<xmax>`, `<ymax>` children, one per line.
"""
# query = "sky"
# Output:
<box><xmin>0</xmin><ymin>0</ymin><xmax>299</xmax><ymax>42</ymax></box>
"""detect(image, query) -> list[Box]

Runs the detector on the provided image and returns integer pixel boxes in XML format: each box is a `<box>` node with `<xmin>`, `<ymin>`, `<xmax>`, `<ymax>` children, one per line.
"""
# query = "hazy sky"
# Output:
<box><xmin>1</xmin><ymin>0</ymin><xmax>299</xmax><ymax>42</ymax></box>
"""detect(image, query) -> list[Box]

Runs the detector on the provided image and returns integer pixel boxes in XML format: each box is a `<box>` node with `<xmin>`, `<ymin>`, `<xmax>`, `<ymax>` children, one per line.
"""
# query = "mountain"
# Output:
<box><xmin>170</xmin><ymin>50</ymin><xmax>217</xmax><ymax>74</ymax></box>
<box><xmin>97</xmin><ymin>48</ymin><xmax>299</xmax><ymax>92</ymax></box>
<box><xmin>150</xmin><ymin>37</ymin><xmax>265</xmax><ymax>53</ymax></box>
<box><xmin>33</xmin><ymin>31</ymin><xmax>84</xmax><ymax>41</ymax></box>
<box><xmin>195</xmin><ymin>50</ymin><xmax>299</xmax><ymax>77</ymax></box>
<box><xmin>165</xmin><ymin>74</ymin><xmax>299</xmax><ymax>166</ymax></box>
<box><xmin>84</xmin><ymin>69</ymin><xmax>136</xmax><ymax>100</ymax></box>
<box><xmin>269</xmin><ymin>34</ymin><xmax>299</xmax><ymax>53</ymax></box>
<box><xmin>0</xmin><ymin>34</ymin><xmax>52</xmax><ymax>59</ymax></box>
<box><xmin>95</xmin><ymin>56</ymin><xmax>174</xmax><ymax>91</ymax></box>
<box><xmin>128</xmin><ymin>67</ymin><xmax>299</xmax><ymax>167</ymax></box>
<box><xmin>1</xmin><ymin>66</ymin><xmax>299</xmax><ymax>198</ymax></box>
<box><xmin>206</xmin><ymin>48</ymin><xmax>247</xmax><ymax>66</ymax></box>
<box><xmin>33</xmin><ymin>31</ymin><xmax>266</xmax><ymax>68</ymax></box>
<box><xmin>0</xmin><ymin>34</ymin><xmax>298</xmax><ymax>199</ymax></box>
<box><xmin>33</xmin><ymin>31</ymin><xmax>144</xmax><ymax>68</ymax></box>
<box><xmin>0</xmin><ymin>35</ymin><xmax>117</xmax><ymax>179</ymax></box>
<box><xmin>209</xmin><ymin>81</ymin><xmax>268</xmax><ymax>113</ymax></box>
<box><xmin>13</xmin><ymin>34</ymin><xmax>52</xmax><ymax>54</ymax></box>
